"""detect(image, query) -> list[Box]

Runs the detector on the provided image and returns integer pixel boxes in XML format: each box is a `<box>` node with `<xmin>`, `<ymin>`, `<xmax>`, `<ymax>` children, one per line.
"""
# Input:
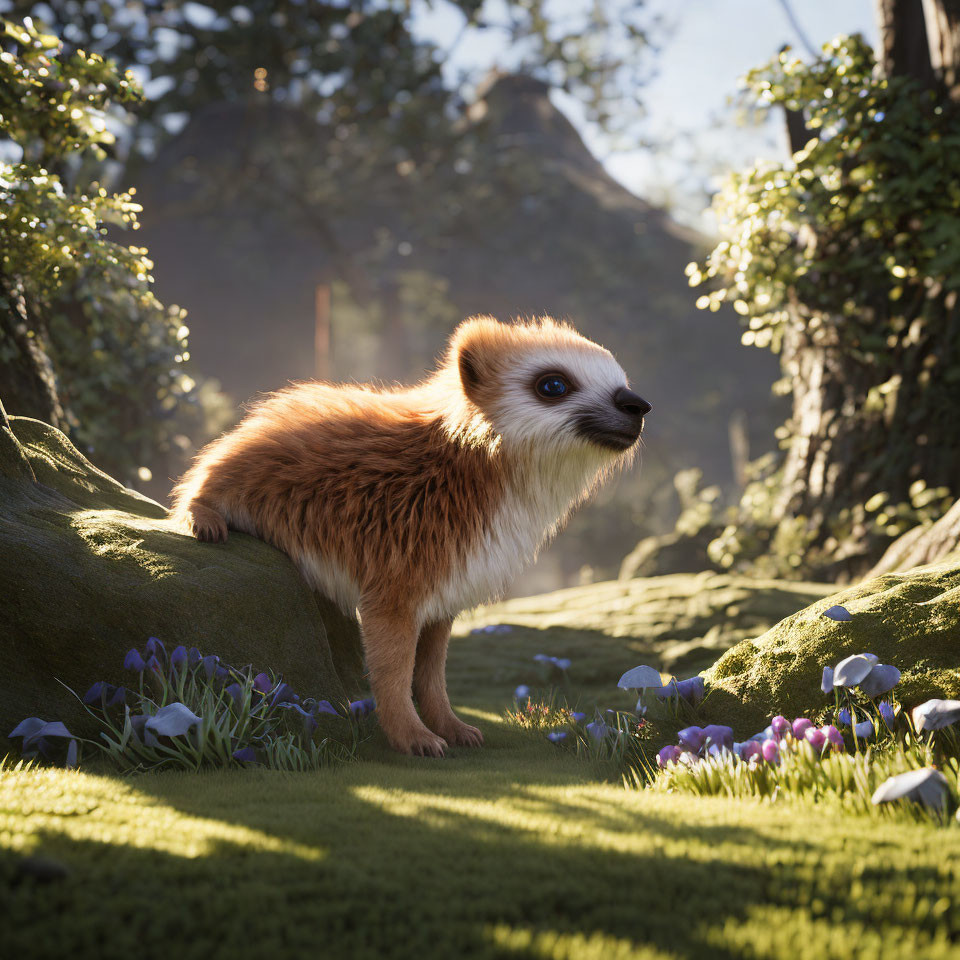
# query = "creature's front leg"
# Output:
<box><xmin>359</xmin><ymin>599</ymin><xmax>448</xmax><ymax>757</ymax></box>
<box><xmin>413</xmin><ymin>619</ymin><xmax>484</xmax><ymax>748</ymax></box>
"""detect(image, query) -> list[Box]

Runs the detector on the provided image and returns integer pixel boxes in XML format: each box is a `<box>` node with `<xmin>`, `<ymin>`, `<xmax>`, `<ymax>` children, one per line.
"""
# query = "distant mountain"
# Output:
<box><xmin>134</xmin><ymin>75</ymin><xmax>783</xmax><ymax>591</ymax></box>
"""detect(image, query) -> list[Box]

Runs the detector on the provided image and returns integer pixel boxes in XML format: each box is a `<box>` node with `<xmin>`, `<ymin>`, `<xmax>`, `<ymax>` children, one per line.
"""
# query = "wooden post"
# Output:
<box><xmin>315</xmin><ymin>283</ymin><xmax>331</xmax><ymax>381</ymax></box>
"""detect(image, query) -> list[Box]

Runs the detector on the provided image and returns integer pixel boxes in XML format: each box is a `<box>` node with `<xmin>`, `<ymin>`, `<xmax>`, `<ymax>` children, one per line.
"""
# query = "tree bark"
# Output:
<box><xmin>0</xmin><ymin>280</ymin><xmax>66</xmax><ymax>429</ymax></box>
<box><xmin>874</xmin><ymin>0</ymin><xmax>936</xmax><ymax>83</ymax></box>
<box><xmin>922</xmin><ymin>0</ymin><xmax>960</xmax><ymax>97</ymax></box>
<box><xmin>867</xmin><ymin>498</ymin><xmax>960</xmax><ymax>576</ymax></box>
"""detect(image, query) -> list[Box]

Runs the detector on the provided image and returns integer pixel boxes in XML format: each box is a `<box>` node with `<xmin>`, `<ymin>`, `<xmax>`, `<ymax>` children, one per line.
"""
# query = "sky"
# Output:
<box><xmin>412</xmin><ymin>0</ymin><xmax>878</xmax><ymax>228</ymax></box>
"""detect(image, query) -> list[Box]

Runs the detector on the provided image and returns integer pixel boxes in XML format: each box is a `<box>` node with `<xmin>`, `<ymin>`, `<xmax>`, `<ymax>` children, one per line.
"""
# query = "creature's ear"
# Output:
<box><xmin>450</xmin><ymin>316</ymin><xmax>503</xmax><ymax>407</ymax></box>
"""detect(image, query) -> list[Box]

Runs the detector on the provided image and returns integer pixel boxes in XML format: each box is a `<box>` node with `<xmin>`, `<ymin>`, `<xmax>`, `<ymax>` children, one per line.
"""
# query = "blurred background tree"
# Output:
<box><xmin>692</xmin><ymin>0</ymin><xmax>960</xmax><ymax>580</ymax></box>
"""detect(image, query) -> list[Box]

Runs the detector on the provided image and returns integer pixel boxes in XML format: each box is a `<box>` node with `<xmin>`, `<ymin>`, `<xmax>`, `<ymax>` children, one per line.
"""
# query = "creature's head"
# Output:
<box><xmin>446</xmin><ymin>316</ymin><xmax>651</xmax><ymax>458</ymax></box>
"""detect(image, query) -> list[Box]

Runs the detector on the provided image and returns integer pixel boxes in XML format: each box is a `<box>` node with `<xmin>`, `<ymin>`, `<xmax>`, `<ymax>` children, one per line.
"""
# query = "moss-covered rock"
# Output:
<box><xmin>0</xmin><ymin>405</ymin><xmax>363</xmax><ymax>739</ymax></box>
<box><xmin>703</xmin><ymin>556</ymin><xmax>960</xmax><ymax>736</ymax></box>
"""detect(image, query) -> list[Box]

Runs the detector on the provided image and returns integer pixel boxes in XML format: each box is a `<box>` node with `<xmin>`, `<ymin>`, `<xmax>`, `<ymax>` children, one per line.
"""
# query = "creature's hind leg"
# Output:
<box><xmin>359</xmin><ymin>599</ymin><xmax>447</xmax><ymax>757</ymax></box>
<box><xmin>176</xmin><ymin>501</ymin><xmax>229</xmax><ymax>543</ymax></box>
<box><xmin>414</xmin><ymin>619</ymin><xmax>483</xmax><ymax>748</ymax></box>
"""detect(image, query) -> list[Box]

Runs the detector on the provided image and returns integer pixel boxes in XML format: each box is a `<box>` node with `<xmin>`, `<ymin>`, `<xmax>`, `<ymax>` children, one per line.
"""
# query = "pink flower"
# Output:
<box><xmin>804</xmin><ymin>727</ymin><xmax>826</xmax><ymax>752</ymax></box>
<box><xmin>821</xmin><ymin>725</ymin><xmax>845</xmax><ymax>751</ymax></box>
<box><xmin>792</xmin><ymin>717</ymin><xmax>814</xmax><ymax>739</ymax></box>
<box><xmin>761</xmin><ymin>740</ymin><xmax>780</xmax><ymax>763</ymax></box>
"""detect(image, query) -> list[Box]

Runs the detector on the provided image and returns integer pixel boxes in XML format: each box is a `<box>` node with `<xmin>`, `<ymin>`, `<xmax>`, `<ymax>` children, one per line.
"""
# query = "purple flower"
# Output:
<box><xmin>585</xmin><ymin>720</ymin><xmax>609</xmax><ymax>741</ymax></box>
<box><xmin>838</xmin><ymin>707</ymin><xmax>852</xmax><ymax>726</ymax></box>
<box><xmin>252</xmin><ymin>672</ymin><xmax>272</xmax><ymax>693</ymax></box>
<box><xmin>792</xmin><ymin>718</ymin><xmax>813</xmax><ymax>739</ymax></box>
<box><xmin>547</xmin><ymin>731</ymin><xmax>567</xmax><ymax>743</ymax></box>
<box><xmin>313</xmin><ymin>700</ymin><xmax>338</xmax><ymax>717</ymax></box>
<box><xmin>821</xmin><ymin>725</ymin><xmax>844</xmax><ymax>751</ymax></box>
<box><xmin>853</xmin><ymin>720</ymin><xmax>875</xmax><ymax>740</ymax></box>
<box><xmin>704</xmin><ymin>725</ymin><xmax>734</xmax><ymax>751</ymax></box>
<box><xmin>655</xmin><ymin>680</ymin><xmax>679</xmax><ymax>700</ymax></box>
<box><xmin>761</xmin><ymin>740</ymin><xmax>780</xmax><ymax>763</ymax></box>
<box><xmin>349</xmin><ymin>698</ymin><xmax>376</xmax><ymax>718</ymax></box>
<box><xmin>858</xmin><ymin>664</ymin><xmax>901</xmax><ymax>698</ymax></box>
<box><xmin>533</xmin><ymin>654</ymin><xmax>552</xmax><ymax>663</ymax></box>
<box><xmin>225</xmin><ymin>683</ymin><xmax>243</xmax><ymax>707</ymax></box>
<box><xmin>804</xmin><ymin>727</ymin><xmax>827</xmax><ymax>752</ymax></box>
<box><xmin>739</xmin><ymin>741</ymin><xmax>762</xmax><ymax>762</ymax></box>
<box><xmin>129</xmin><ymin>714</ymin><xmax>148</xmax><ymax>741</ymax></box>
<box><xmin>187</xmin><ymin>647</ymin><xmax>202</xmax><ymax>666</ymax></box>
<box><xmin>677</xmin><ymin>726</ymin><xmax>707</xmax><ymax>752</ymax></box>
<box><xmin>82</xmin><ymin>681</ymin><xmax>112</xmax><ymax>705</ymax></box>
<box><xmin>144</xmin><ymin>703</ymin><xmax>202</xmax><ymax>739</ymax></box>
<box><xmin>514</xmin><ymin>685</ymin><xmax>531</xmax><ymax>700</ymax></box>
<box><xmin>201</xmin><ymin>655</ymin><xmax>221</xmax><ymax>680</ymax></box>
<box><xmin>170</xmin><ymin>645</ymin><xmax>188</xmax><ymax>669</ymax></box>
<box><xmin>833</xmin><ymin>653</ymin><xmax>879</xmax><ymax>688</ymax></box>
<box><xmin>770</xmin><ymin>715</ymin><xmax>791</xmax><ymax>738</ymax></box>
<box><xmin>9</xmin><ymin>718</ymin><xmax>78</xmax><ymax>765</ymax></box>
<box><xmin>233</xmin><ymin>746</ymin><xmax>258</xmax><ymax>763</ymax></box>
<box><xmin>123</xmin><ymin>649</ymin><xmax>146</xmax><ymax>672</ymax></box>
<box><xmin>822</xmin><ymin>605</ymin><xmax>852</xmax><ymax>621</ymax></box>
<box><xmin>269</xmin><ymin>683</ymin><xmax>298</xmax><ymax>708</ymax></box>
<box><xmin>657</xmin><ymin>744</ymin><xmax>683</xmax><ymax>767</ymax></box>
<box><xmin>145</xmin><ymin>654</ymin><xmax>162</xmax><ymax>673</ymax></box>
<box><xmin>553</xmin><ymin>658</ymin><xmax>571</xmax><ymax>671</ymax></box>
<box><xmin>676</xmin><ymin>677</ymin><xmax>705</xmax><ymax>705</ymax></box>
<box><xmin>821</xmin><ymin>666</ymin><xmax>834</xmax><ymax>695</ymax></box>
<box><xmin>105</xmin><ymin>685</ymin><xmax>127</xmax><ymax>708</ymax></box>
<box><xmin>145</xmin><ymin>637</ymin><xmax>166</xmax><ymax>657</ymax></box>
<box><xmin>571</xmin><ymin>711</ymin><xmax>586</xmax><ymax>723</ymax></box>
<box><xmin>281</xmin><ymin>702</ymin><xmax>318</xmax><ymax>734</ymax></box>
<box><xmin>879</xmin><ymin>701</ymin><xmax>896</xmax><ymax>729</ymax></box>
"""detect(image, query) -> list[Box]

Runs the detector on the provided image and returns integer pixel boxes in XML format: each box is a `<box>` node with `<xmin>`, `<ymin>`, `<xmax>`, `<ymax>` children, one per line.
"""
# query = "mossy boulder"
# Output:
<box><xmin>703</xmin><ymin>556</ymin><xmax>960</xmax><ymax>736</ymax></box>
<box><xmin>0</xmin><ymin>404</ymin><xmax>363</xmax><ymax>740</ymax></box>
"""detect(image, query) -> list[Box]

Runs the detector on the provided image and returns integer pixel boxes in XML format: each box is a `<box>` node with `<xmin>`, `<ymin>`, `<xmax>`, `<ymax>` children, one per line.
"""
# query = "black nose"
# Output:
<box><xmin>614</xmin><ymin>387</ymin><xmax>652</xmax><ymax>418</ymax></box>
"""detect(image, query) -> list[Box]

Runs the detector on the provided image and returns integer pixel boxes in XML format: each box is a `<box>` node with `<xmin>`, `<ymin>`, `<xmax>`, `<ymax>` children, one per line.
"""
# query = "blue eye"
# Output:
<box><xmin>535</xmin><ymin>374</ymin><xmax>570</xmax><ymax>399</ymax></box>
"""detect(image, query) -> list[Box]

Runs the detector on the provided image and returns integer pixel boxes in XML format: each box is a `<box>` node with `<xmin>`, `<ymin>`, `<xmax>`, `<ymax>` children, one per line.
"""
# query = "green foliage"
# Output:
<box><xmin>0</xmin><ymin>17</ymin><xmax>210</xmax><ymax>484</ymax></box>
<box><xmin>688</xmin><ymin>35</ymin><xmax>960</xmax><ymax>578</ymax></box>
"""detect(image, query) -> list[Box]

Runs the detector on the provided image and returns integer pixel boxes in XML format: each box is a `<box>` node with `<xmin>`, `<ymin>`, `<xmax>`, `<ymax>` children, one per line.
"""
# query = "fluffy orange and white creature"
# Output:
<box><xmin>171</xmin><ymin>316</ymin><xmax>651</xmax><ymax>756</ymax></box>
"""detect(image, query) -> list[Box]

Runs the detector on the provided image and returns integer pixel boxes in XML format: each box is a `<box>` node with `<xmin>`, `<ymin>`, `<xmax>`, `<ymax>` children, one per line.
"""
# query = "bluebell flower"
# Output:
<box><xmin>676</xmin><ymin>677</ymin><xmax>705</xmax><ymax>705</ymax></box>
<box><xmin>546</xmin><ymin>731</ymin><xmax>567</xmax><ymax>743</ymax></box>
<box><xmin>833</xmin><ymin>653</ymin><xmax>878</xmax><ymax>687</ymax></box>
<box><xmin>170</xmin><ymin>645</ymin><xmax>188</xmax><ymax>669</ymax></box>
<box><xmin>82</xmin><ymin>681</ymin><xmax>112</xmax><ymax>705</ymax></box>
<box><xmin>123</xmin><ymin>648</ymin><xmax>146</xmax><ymax>672</ymax></box>
<box><xmin>838</xmin><ymin>707</ymin><xmax>852</xmax><ymax>726</ymax></box>
<box><xmin>233</xmin><ymin>747</ymin><xmax>258</xmax><ymax>763</ymax></box>
<box><xmin>677</xmin><ymin>725</ymin><xmax>706</xmax><ymax>752</ymax></box>
<box><xmin>514</xmin><ymin>685</ymin><xmax>531</xmax><ymax>700</ymax></box>
<box><xmin>822</xmin><ymin>605</ymin><xmax>853</xmax><ymax>621</ymax></box>
<box><xmin>145</xmin><ymin>637</ymin><xmax>166</xmax><ymax>657</ymax></box>
<box><xmin>879</xmin><ymin>700</ymin><xmax>896</xmax><ymax>729</ymax></box>
<box><xmin>252</xmin><ymin>672</ymin><xmax>272</xmax><ymax>693</ymax></box>
<box><xmin>872</xmin><ymin>767</ymin><xmax>948</xmax><ymax>810</ymax></box>
<box><xmin>821</xmin><ymin>666</ymin><xmax>834</xmax><ymax>695</ymax></box>
<box><xmin>145</xmin><ymin>703</ymin><xmax>202</xmax><ymax>739</ymax></box>
<box><xmin>858</xmin><ymin>664</ymin><xmax>901</xmax><ymax>698</ymax></box>
<box><xmin>704</xmin><ymin>724</ymin><xmax>734</xmax><ymax>751</ymax></box>
<box><xmin>585</xmin><ymin>720</ymin><xmax>609</xmax><ymax>741</ymax></box>
<box><xmin>269</xmin><ymin>683</ymin><xmax>298</xmax><ymax>708</ymax></box>
<box><xmin>853</xmin><ymin>719</ymin><xmax>875</xmax><ymax>740</ymax></box>
<box><xmin>349</xmin><ymin>698</ymin><xmax>376</xmax><ymax>718</ymax></box>
<box><xmin>657</xmin><ymin>744</ymin><xmax>682</xmax><ymax>767</ymax></box>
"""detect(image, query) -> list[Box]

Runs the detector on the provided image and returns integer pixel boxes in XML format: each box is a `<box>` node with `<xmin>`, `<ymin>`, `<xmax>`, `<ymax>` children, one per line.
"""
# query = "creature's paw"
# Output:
<box><xmin>185</xmin><ymin>506</ymin><xmax>228</xmax><ymax>543</ymax></box>
<box><xmin>390</xmin><ymin>725</ymin><xmax>448</xmax><ymax>758</ymax></box>
<box><xmin>430</xmin><ymin>716</ymin><xmax>484</xmax><ymax>748</ymax></box>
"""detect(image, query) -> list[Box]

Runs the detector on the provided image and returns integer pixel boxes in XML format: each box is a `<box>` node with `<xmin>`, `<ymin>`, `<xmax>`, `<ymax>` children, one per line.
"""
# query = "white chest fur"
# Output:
<box><xmin>421</xmin><ymin>449</ymin><xmax>603</xmax><ymax>623</ymax></box>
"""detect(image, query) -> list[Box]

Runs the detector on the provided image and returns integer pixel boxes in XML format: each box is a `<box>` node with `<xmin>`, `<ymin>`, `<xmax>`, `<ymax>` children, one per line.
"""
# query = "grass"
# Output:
<box><xmin>3</xmin><ymin>575</ymin><xmax>960</xmax><ymax>959</ymax></box>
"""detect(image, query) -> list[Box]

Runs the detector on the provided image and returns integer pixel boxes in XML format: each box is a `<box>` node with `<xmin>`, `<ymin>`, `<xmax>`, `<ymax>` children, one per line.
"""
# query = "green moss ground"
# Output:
<box><xmin>4</xmin><ymin>575</ymin><xmax>960</xmax><ymax>960</ymax></box>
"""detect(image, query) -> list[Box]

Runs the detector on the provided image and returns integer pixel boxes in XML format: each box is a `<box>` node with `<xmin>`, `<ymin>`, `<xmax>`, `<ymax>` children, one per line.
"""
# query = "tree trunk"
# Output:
<box><xmin>922</xmin><ymin>0</ymin><xmax>960</xmax><ymax>98</ymax></box>
<box><xmin>874</xmin><ymin>0</ymin><xmax>935</xmax><ymax>83</ymax></box>
<box><xmin>0</xmin><ymin>280</ymin><xmax>66</xmax><ymax>429</ymax></box>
